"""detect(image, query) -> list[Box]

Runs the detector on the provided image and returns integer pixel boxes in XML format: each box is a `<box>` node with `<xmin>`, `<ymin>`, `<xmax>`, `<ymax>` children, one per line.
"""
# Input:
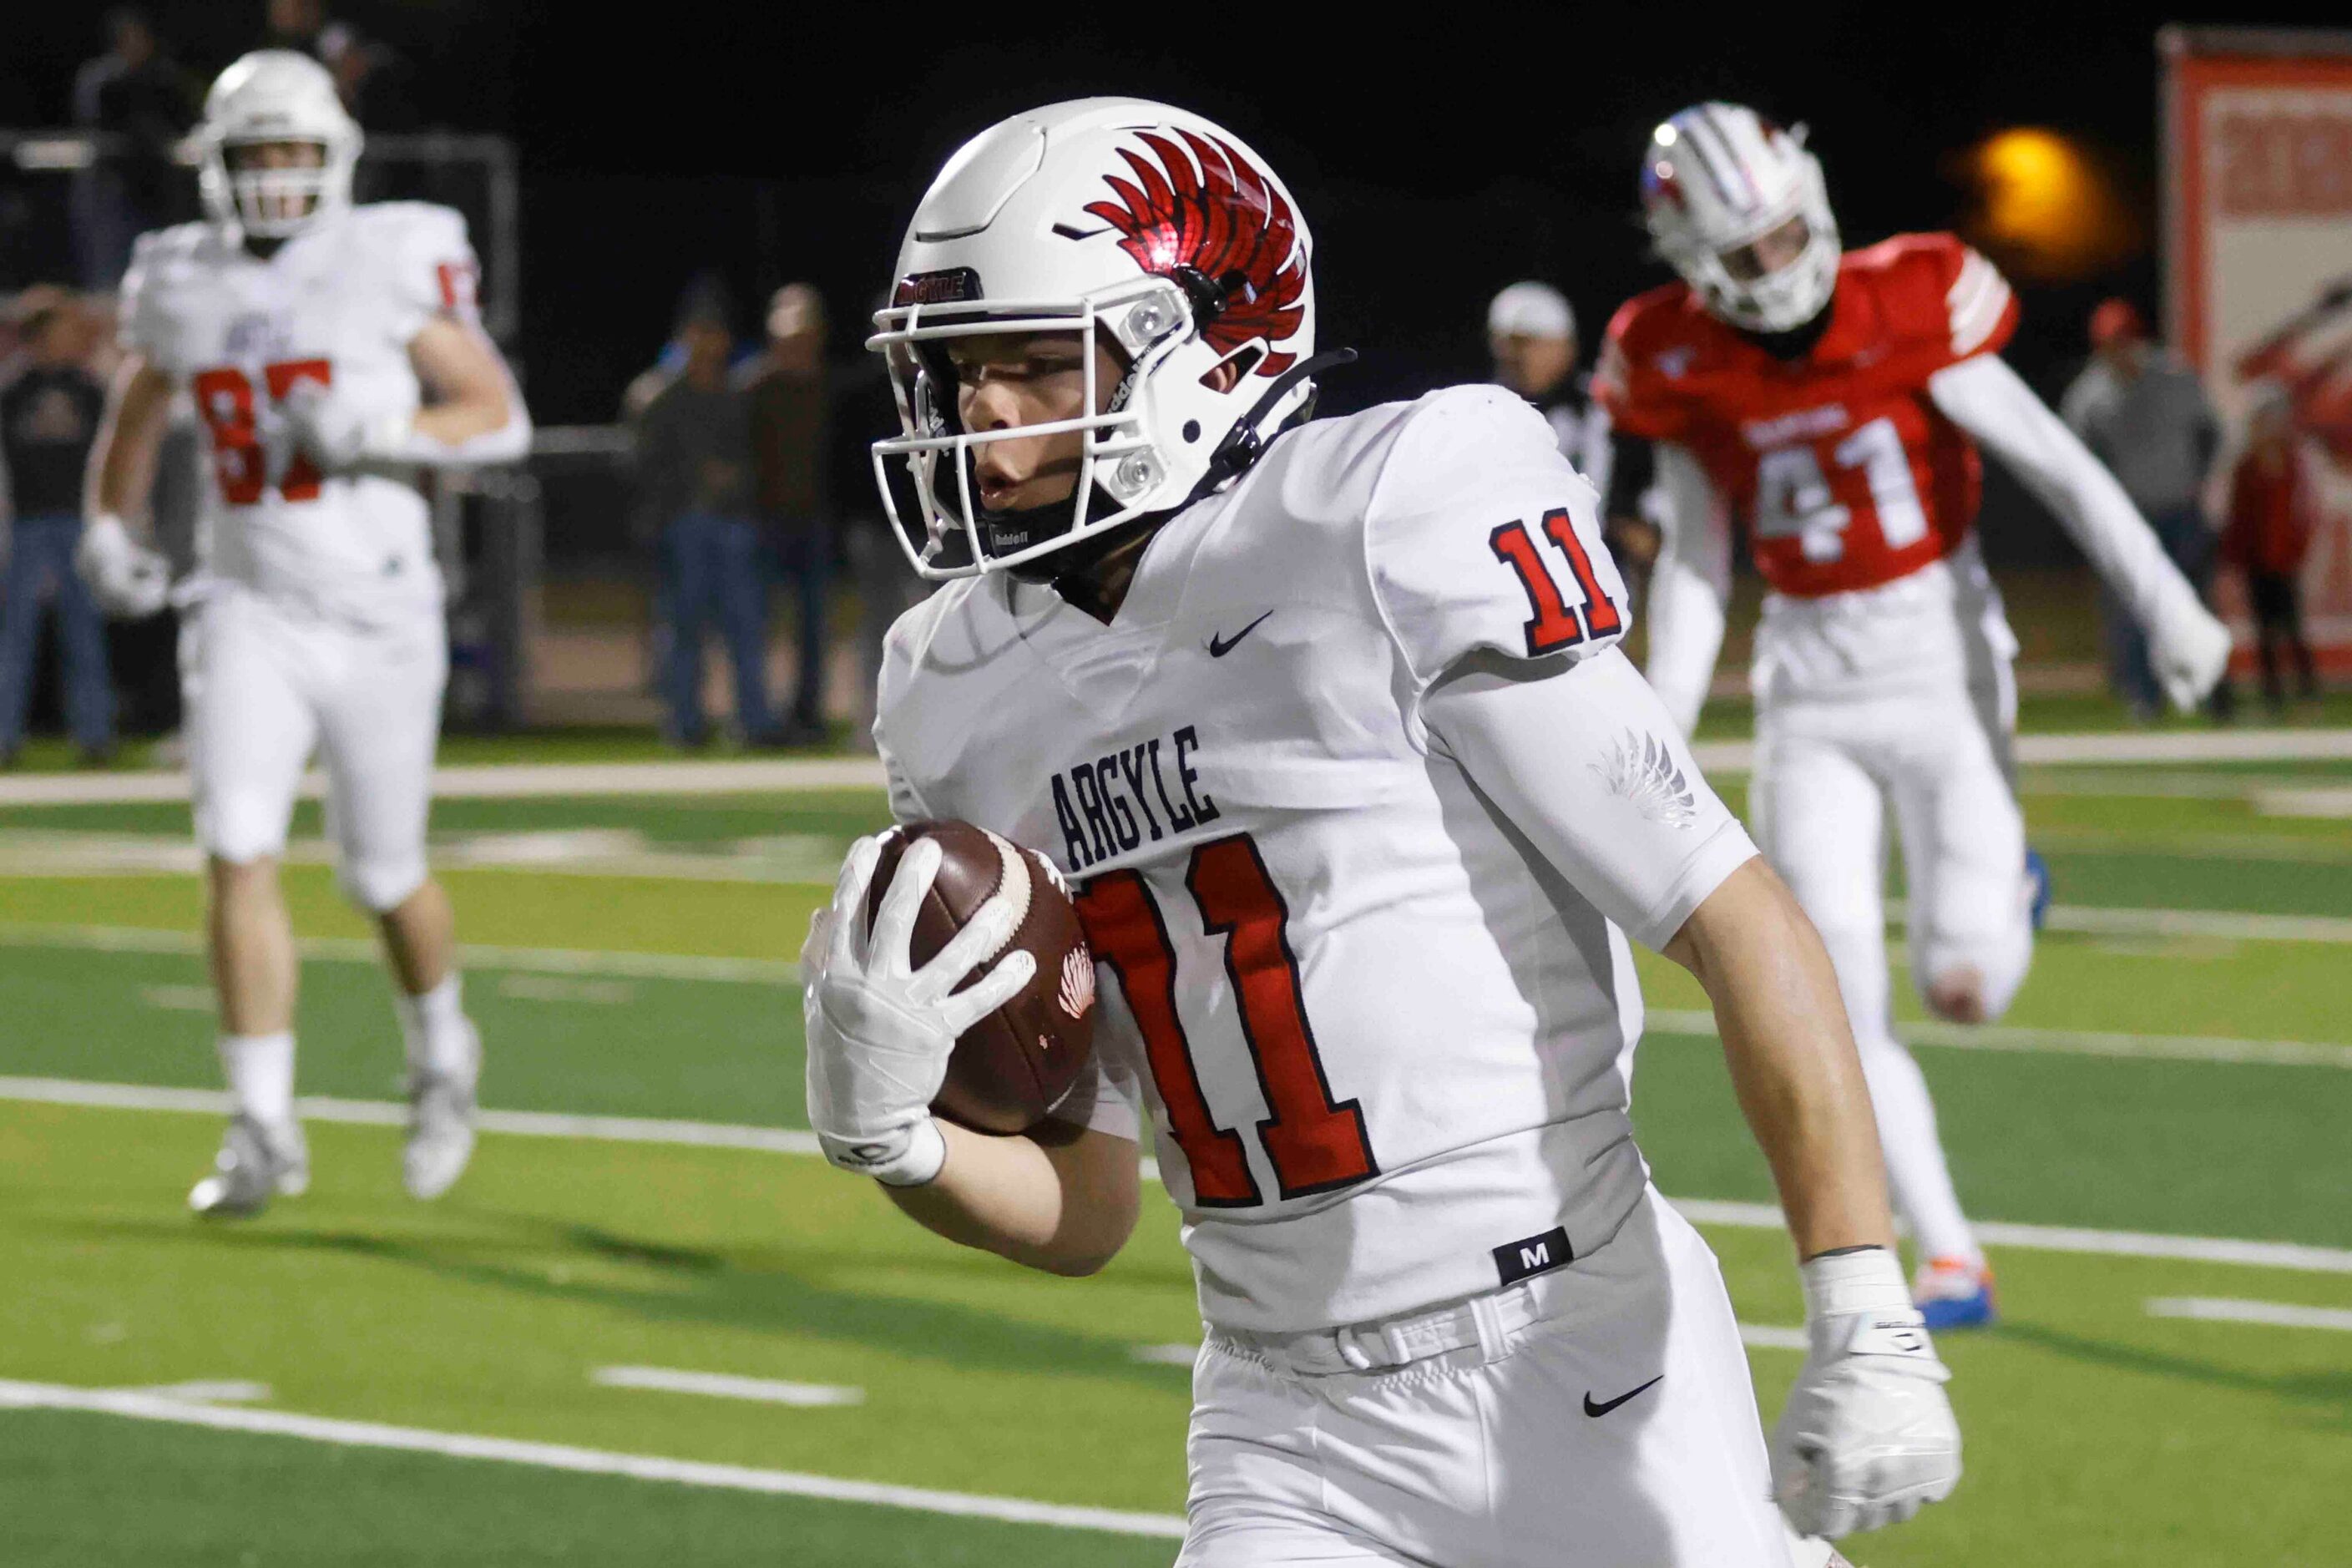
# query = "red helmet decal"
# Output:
<box><xmin>1083</xmin><ymin>129</ymin><xmax>1305</xmax><ymax>377</ymax></box>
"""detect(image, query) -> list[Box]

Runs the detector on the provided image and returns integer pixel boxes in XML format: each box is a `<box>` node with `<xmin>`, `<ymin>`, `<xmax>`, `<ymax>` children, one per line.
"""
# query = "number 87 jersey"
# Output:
<box><xmin>1596</xmin><ymin>232</ymin><xmax>2019</xmax><ymax>597</ymax></box>
<box><xmin>876</xmin><ymin>387</ymin><xmax>1761</xmax><ymax>1335</ymax></box>
<box><xmin>119</xmin><ymin>201</ymin><xmax>482</xmax><ymax>618</ymax></box>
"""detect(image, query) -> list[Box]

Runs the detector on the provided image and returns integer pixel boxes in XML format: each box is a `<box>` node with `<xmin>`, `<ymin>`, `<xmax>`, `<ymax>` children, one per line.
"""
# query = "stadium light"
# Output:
<box><xmin>1966</xmin><ymin>127</ymin><xmax>2139</xmax><ymax>280</ymax></box>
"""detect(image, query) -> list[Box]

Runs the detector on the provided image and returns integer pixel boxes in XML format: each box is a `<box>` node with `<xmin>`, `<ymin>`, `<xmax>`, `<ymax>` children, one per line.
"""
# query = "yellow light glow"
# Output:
<box><xmin>1969</xmin><ymin>127</ymin><xmax>2139</xmax><ymax>280</ymax></box>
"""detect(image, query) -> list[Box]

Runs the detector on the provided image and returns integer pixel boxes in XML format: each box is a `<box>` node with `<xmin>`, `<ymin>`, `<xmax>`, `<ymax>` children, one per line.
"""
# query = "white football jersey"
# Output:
<box><xmin>878</xmin><ymin>385</ymin><xmax>1758</xmax><ymax>1333</ymax></box>
<box><xmin>120</xmin><ymin>202</ymin><xmax>481</xmax><ymax>623</ymax></box>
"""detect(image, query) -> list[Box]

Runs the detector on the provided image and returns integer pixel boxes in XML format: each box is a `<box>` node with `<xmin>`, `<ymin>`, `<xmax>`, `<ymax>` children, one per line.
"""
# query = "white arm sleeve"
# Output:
<box><xmin>1424</xmin><ymin>645</ymin><xmax>1759</xmax><ymax>951</ymax></box>
<box><xmin>1928</xmin><ymin>355</ymin><xmax>2201</xmax><ymax>635</ymax></box>
<box><xmin>1641</xmin><ymin>442</ymin><xmax>1731</xmax><ymax>737</ymax></box>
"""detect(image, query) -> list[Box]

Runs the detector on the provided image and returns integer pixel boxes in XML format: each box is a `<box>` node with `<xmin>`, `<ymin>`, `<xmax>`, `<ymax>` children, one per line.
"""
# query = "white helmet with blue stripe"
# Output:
<box><xmin>1640</xmin><ymin>103</ymin><xmax>1839</xmax><ymax>334</ymax></box>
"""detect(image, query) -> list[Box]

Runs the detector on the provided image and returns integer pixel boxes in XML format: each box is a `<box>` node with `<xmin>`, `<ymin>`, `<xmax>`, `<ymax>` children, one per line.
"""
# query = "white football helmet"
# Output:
<box><xmin>868</xmin><ymin>98</ymin><xmax>1327</xmax><ymax>579</ymax></box>
<box><xmin>1641</xmin><ymin>103</ymin><xmax>1840</xmax><ymax>335</ymax></box>
<box><xmin>196</xmin><ymin>51</ymin><xmax>362</xmax><ymax>240</ymax></box>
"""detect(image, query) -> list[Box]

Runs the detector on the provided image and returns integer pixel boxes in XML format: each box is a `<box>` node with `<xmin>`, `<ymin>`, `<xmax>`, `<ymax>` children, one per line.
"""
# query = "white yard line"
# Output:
<box><xmin>0</xmin><ymin>923</ymin><xmax>800</xmax><ymax>985</ymax></box>
<box><xmin>1</xmin><ymin>731</ymin><xmax>2344</xmax><ymax>810</ymax></box>
<box><xmin>2144</xmin><ymin>1297</ymin><xmax>2352</xmax><ymax>1333</ymax></box>
<box><xmin>1668</xmin><ymin>1198</ymin><xmax>2352</xmax><ymax>1276</ymax></box>
<box><xmin>120</xmin><ymin>1381</ymin><xmax>272</xmax><ymax>1404</ymax></box>
<box><xmin>591</xmin><ymin>1367</ymin><xmax>863</xmax><ymax>1407</ymax></box>
<box><xmin>0</xmin><ymin>1077</ymin><xmax>823</xmax><ymax>1156</ymax></box>
<box><xmin>1129</xmin><ymin>1344</ymin><xmax>1199</xmax><ymax>1367</ymax></box>
<box><xmin>2044</xmin><ymin>905</ymin><xmax>2352</xmax><ymax>945</ymax></box>
<box><xmin>0</xmin><ymin>1379</ymin><xmax>1184</xmax><ymax>1539</ymax></box>
<box><xmin>1736</xmin><ymin>1324</ymin><xmax>1811</xmax><ymax>1352</ymax></box>
<box><xmin>0</xmin><ymin>757</ymin><xmax>889</xmax><ymax>808</ymax></box>
<box><xmin>1645</xmin><ymin>1009</ymin><xmax>2352</xmax><ymax>1070</ymax></box>
<box><xmin>3</xmin><ymin>1077</ymin><xmax>2346</xmax><ymax>1277</ymax></box>
<box><xmin>1686</xmin><ymin>728</ymin><xmax>2352</xmax><ymax>776</ymax></box>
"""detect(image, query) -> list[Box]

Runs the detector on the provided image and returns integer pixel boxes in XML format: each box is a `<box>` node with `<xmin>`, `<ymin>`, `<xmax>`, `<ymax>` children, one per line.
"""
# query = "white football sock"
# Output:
<box><xmin>218</xmin><ymin>1032</ymin><xmax>296</xmax><ymax>1126</ymax></box>
<box><xmin>397</xmin><ymin>974</ymin><xmax>476</xmax><ymax>1079</ymax></box>
<box><xmin>1853</xmin><ymin>1026</ymin><xmax>1985</xmax><ymax>1268</ymax></box>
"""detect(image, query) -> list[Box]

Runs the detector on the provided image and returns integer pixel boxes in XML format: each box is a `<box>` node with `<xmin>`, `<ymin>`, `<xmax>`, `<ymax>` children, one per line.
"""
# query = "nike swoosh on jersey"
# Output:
<box><xmin>1582</xmin><ymin>1375</ymin><xmax>1664</xmax><ymax>1418</ymax></box>
<box><xmin>1207</xmin><ymin>611</ymin><xmax>1274</xmax><ymax>658</ymax></box>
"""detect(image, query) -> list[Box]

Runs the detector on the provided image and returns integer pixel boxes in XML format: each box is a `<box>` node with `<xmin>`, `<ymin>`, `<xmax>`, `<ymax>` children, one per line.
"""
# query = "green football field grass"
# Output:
<box><xmin>3</xmin><ymin>756</ymin><xmax>2349</xmax><ymax>1565</ymax></box>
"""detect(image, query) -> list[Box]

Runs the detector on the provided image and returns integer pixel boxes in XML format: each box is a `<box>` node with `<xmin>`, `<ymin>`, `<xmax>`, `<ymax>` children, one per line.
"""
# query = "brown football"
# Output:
<box><xmin>863</xmin><ymin>821</ymin><xmax>1097</xmax><ymax>1134</ymax></box>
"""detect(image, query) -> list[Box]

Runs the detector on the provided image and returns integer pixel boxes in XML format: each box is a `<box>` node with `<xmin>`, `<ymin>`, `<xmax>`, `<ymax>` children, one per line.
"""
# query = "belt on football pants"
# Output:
<box><xmin>1207</xmin><ymin>1267</ymin><xmax>1578</xmax><ymax>1378</ymax></box>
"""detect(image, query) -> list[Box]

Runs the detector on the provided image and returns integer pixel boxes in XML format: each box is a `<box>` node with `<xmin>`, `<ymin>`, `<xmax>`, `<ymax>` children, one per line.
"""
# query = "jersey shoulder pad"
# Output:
<box><xmin>350</xmin><ymin>200</ymin><xmax>472</xmax><ymax>250</ymax></box>
<box><xmin>353</xmin><ymin>202</ymin><xmax>481</xmax><ymax>328</ymax></box>
<box><xmin>118</xmin><ymin>221</ymin><xmax>220</xmax><ymax>358</ymax></box>
<box><xmin>1849</xmin><ymin>232</ymin><xmax>2016</xmax><ymax>362</ymax></box>
<box><xmin>1595</xmin><ymin>281</ymin><xmax>1704</xmax><ymax>439</ymax></box>
<box><xmin>1364</xmin><ymin>384</ymin><xmax>1627</xmax><ymax>692</ymax></box>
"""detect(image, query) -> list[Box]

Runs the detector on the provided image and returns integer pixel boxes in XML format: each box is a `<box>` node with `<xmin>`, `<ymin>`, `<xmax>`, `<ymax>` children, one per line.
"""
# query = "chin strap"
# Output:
<box><xmin>1199</xmin><ymin>347</ymin><xmax>1359</xmax><ymax>493</ymax></box>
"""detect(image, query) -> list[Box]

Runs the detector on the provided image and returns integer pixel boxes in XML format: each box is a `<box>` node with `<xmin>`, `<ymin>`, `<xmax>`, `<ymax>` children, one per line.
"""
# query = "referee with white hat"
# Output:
<box><xmin>1487</xmin><ymin>281</ymin><xmax>1661</xmax><ymax>589</ymax></box>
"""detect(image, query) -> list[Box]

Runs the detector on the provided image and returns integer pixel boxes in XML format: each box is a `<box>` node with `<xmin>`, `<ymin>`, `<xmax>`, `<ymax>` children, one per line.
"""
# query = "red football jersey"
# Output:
<box><xmin>1596</xmin><ymin>233</ymin><xmax>2020</xmax><ymax>598</ymax></box>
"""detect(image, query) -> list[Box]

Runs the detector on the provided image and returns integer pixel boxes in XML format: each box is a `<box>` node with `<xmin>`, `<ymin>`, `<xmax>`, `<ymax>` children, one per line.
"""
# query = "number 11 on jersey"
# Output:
<box><xmin>1075</xmin><ymin>833</ymin><xmax>1378</xmax><ymax>1206</ymax></box>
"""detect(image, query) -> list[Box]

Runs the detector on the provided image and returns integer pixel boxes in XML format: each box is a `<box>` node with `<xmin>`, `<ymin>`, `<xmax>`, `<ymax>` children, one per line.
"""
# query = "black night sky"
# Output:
<box><xmin>6</xmin><ymin>3</ymin><xmax>2347</xmax><ymax>425</ymax></box>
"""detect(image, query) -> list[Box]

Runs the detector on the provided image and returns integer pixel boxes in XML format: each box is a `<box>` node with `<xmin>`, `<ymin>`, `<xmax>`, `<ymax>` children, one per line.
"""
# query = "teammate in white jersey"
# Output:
<box><xmin>800</xmin><ymin>99</ymin><xmax>1957</xmax><ymax>1565</ymax></box>
<box><xmin>78</xmin><ymin>52</ymin><xmax>531</xmax><ymax>1216</ymax></box>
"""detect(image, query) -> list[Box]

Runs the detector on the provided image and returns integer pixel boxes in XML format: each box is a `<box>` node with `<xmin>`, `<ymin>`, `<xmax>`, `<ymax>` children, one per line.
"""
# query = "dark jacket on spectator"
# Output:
<box><xmin>2</xmin><ymin>362</ymin><xmax>107</xmax><ymax>518</ymax></box>
<box><xmin>740</xmin><ymin>359</ymin><xmax>830</xmax><ymax>536</ymax></box>
<box><xmin>633</xmin><ymin>377</ymin><xmax>756</xmax><ymax>527</ymax></box>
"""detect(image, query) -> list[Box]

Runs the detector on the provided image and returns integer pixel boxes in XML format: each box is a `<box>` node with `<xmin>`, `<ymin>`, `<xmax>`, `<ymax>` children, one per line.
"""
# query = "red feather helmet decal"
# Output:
<box><xmin>1081</xmin><ymin>129</ymin><xmax>1306</xmax><ymax>377</ymax></box>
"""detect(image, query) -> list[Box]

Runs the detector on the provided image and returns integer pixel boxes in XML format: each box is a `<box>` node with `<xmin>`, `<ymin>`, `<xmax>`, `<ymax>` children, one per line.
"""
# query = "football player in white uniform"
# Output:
<box><xmin>801</xmin><ymin>99</ymin><xmax>1957</xmax><ymax>1565</ymax></box>
<box><xmin>1596</xmin><ymin>104</ymin><xmax>2230</xmax><ymax>1328</ymax></box>
<box><xmin>79</xmin><ymin>52</ymin><xmax>531</xmax><ymax>1216</ymax></box>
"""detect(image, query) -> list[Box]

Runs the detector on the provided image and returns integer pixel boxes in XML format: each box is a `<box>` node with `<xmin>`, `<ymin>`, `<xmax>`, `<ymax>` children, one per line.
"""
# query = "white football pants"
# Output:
<box><xmin>1179</xmin><ymin>1190</ymin><xmax>1828</xmax><ymax>1567</ymax></box>
<box><xmin>181</xmin><ymin>584</ymin><xmax>448</xmax><ymax>913</ymax></box>
<box><xmin>1748</xmin><ymin>647</ymin><xmax>2029</xmax><ymax>1267</ymax></box>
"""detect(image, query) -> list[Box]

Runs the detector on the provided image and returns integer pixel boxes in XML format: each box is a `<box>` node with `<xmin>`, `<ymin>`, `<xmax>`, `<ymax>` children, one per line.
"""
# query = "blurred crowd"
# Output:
<box><xmin>63</xmin><ymin>3</ymin><xmax>422</xmax><ymax>292</ymax></box>
<box><xmin>620</xmin><ymin>279</ymin><xmax>915</xmax><ymax>751</ymax></box>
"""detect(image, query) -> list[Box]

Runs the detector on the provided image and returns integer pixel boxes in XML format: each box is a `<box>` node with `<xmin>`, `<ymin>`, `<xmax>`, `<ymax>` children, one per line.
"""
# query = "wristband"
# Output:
<box><xmin>818</xmin><ymin>1118</ymin><xmax>946</xmax><ymax>1188</ymax></box>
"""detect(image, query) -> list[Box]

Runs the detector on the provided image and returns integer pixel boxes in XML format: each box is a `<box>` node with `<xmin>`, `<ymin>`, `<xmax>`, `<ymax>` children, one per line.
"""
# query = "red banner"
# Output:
<box><xmin>2165</xmin><ymin>31</ymin><xmax>2352</xmax><ymax>674</ymax></box>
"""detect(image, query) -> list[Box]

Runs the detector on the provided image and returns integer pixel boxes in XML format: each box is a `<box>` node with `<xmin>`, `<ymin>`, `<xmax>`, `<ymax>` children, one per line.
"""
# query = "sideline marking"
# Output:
<box><xmin>121</xmin><ymin>1380</ymin><xmax>271</xmax><ymax>1404</ymax></box>
<box><xmin>1669</xmin><ymin>1198</ymin><xmax>2352</xmax><ymax>1277</ymax></box>
<box><xmin>1646</xmin><ymin>1009</ymin><xmax>2352</xmax><ymax>1070</ymax></box>
<box><xmin>2</xmin><ymin>729</ymin><xmax>2344</xmax><ymax>810</ymax></box>
<box><xmin>0</xmin><ymin>1077</ymin><xmax>823</xmax><ymax>1156</ymax></box>
<box><xmin>3</xmin><ymin>1082</ymin><xmax>2347</xmax><ymax>1277</ymax></box>
<box><xmin>0</xmin><ymin>757</ymin><xmax>890</xmax><ymax>808</ymax></box>
<box><xmin>0</xmin><ymin>923</ymin><xmax>799</xmax><ymax>985</ymax></box>
<box><xmin>0</xmin><ymin>1380</ymin><xmax>1184</xmax><ymax>1539</ymax></box>
<box><xmin>592</xmin><ymin>1367</ymin><xmax>863</xmax><ymax>1408</ymax></box>
<box><xmin>2044</xmin><ymin>905</ymin><xmax>2352</xmax><ymax>946</ymax></box>
<box><xmin>2145</xmin><ymin>1297</ymin><xmax>2352</xmax><ymax>1333</ymax></box>
<box><xmin>1737</xmin><ymin>1324</ymin><xmax>1809</xmax><ymax>1352</ymax></box>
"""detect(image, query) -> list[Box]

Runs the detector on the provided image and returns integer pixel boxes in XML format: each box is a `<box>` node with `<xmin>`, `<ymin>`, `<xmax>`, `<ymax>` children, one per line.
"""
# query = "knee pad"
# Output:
<box><xmin>195</xmin><ymin>792</ymin><xmax>292</xmax><ymax>867</ymax></box>
<box><xmin>1913</xmin><ymin>923</ymin><xmax>2032</xmax><ymax>1024</ymax></box>
<box><xmin>336</xmin><ymin>852</ymin><xmax>426</xmax><ymax>914</ymax></box>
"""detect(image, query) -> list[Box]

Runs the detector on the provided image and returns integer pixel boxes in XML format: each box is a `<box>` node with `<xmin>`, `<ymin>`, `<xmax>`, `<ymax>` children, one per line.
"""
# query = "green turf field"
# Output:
<box><xmin>3</xmin><ymin>753</ymin><xmax>2348</xmax><ymax>1565</ymax></box>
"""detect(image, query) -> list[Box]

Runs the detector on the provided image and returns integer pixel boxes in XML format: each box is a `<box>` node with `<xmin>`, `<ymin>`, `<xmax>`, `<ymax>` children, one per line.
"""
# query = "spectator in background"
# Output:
<box><xmin>69</xmin><ymin>8</ymin><xmax>198</xmax><ymax>288</ymax></box>
<box><xmin>835</xmin><ymin>290</ymin><xmax>924</xmax><ymax>751</ymax></box>
<box><xmin>2220</xmin><ymin>382</ymin><xmax>2321</xmax><ymax>713</ymax></box>
<box><xmin>740</xmin><ymin>284</ymin><xmax>831</xmax><ymax>745</ymax></box>
<box><xmin>0</xmin><ymin>295</ymin><xmax>114</xmax><ymax>766</ymax></box>
<box><xmin>2062</xmin><ymin>298</ymin><xmax>2223</xmax><ymax>721</ymax></box>
<box><xmin>1488</xmin><ymin>281</ymin><xmax>1661</xmax><ymax>595</ymax></box>
<box><xmin>261</xmin><ymin>0</ymin><xmax>327</xmax><ymax>57</ymax></box>
<box><xmin>634</xmin><ymin>296</ymin><xmax>777</xmax><ymax>749</ymax></box>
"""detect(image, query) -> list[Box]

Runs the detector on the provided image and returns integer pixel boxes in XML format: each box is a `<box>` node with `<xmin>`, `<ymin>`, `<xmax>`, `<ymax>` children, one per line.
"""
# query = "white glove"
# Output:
<box><xmin>278</xmin><ymin>379</ymin><xmax>405</xmax><ymax>473</ymax></box>
<box><xmin>802</xmin><ymin>832</ymin><xmax>1035</xmax><ymax>1186</ymax></box>
<box><xmin>2149</xmin><ymin>599</ymin><xmax>2232</xmax><ymax>712</ymax></box>
<box><xmin>74</xmin><ymin>513</ymin><xmax>171</xmax><ymax>620</ymax></box>
<box><xmin>1772</xmin><ymin>1248</ymin><xmax>1961</xmax><ymax>1540</ymax></box>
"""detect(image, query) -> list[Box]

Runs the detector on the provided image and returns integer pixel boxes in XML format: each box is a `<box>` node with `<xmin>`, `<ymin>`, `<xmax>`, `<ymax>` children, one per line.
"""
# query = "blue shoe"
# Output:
<box><xmin>1914</xmin><ymin>1256</ymin><xmax>1998</xmax><ymax>1330</ymax></box>
<box><xmin>2024</xmin><ymin>847</ymin><xmax>2051</xmax><ymax>932</ymax></box>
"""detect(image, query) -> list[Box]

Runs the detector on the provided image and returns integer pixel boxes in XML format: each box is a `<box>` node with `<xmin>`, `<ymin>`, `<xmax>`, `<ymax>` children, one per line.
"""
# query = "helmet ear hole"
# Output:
<box><xmin>1200</xmin><ymin>346</ymin><xmax>1260</xmax><ymax>391</ymax></box>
